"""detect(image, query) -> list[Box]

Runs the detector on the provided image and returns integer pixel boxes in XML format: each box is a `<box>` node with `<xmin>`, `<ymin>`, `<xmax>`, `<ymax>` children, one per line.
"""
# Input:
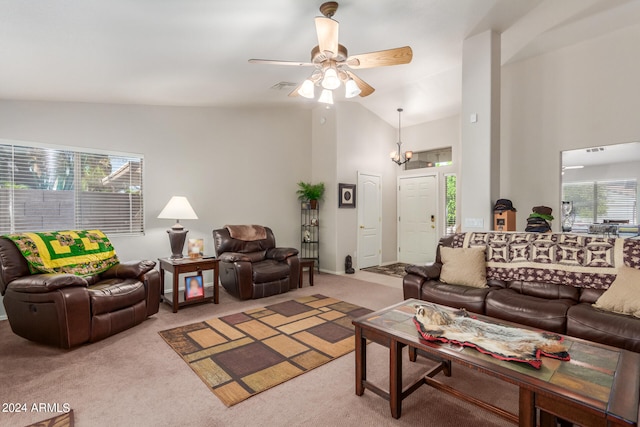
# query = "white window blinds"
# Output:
<box><xmin>0</xmin><ymin>142</ymin><xmax>144</xmax><ymax>235</ymax></box>
<box><xmin>562</xmin><ymin>179</ymin><xmax>637</xmax><ymax>224</ymax></box>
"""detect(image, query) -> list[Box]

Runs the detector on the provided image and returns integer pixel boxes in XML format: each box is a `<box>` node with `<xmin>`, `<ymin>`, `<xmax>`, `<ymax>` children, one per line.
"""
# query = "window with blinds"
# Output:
<box><xmin>0</xmin><ymin>141</ymin><xmax>144</xmax><ymax>235</ymax></box>
<box><xmin>562</xmin><ymin>179</ymin><xmax>637</xmax><ymax>225</ymax></box>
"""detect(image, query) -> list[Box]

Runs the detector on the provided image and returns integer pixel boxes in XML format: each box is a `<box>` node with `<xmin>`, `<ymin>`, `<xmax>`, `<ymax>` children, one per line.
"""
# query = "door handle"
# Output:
<box><xmin>359</xmin><ymin>225</ymin><xmax>364</xmax><ymax>229</ymax></box>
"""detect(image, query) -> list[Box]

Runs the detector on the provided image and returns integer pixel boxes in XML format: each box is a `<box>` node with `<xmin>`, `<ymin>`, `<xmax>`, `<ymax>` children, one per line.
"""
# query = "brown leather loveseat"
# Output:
<box><xmin>0</xmin><ymin>233</ymin><xmax>160</xmax><ymax>348</ymax></box>
<box><xmin>403</xmin><ymin>231</ymin><xmax>640</xmax><ymax>353</ymax></box>
<box><xmin>213</xmin><ymin>225</ymin><xmax>299</xmax><ymax>300</ymax></box>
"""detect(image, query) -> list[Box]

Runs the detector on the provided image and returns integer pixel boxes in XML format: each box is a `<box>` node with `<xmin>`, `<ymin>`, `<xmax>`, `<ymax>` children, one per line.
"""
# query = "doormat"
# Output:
<box><xmin>159</xmin><ymin>294</ymin><xmax>372</xmax><ymax>407</ymax></box>
<box><xmin>361</xmin><ymin>262</ymin><xmax>409</xmax><ymax>277</ymax></box>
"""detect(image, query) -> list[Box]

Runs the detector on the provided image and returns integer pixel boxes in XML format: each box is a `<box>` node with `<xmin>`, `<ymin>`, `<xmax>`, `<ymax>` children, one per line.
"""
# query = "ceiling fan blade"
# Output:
<box><xmin>315</xmin><ymin>16</ymin><xmax>339</xmax><ymax>57</ymax></box>
<box><xmin>345</xmin><ymin>71</ymin><xmax>375</xmax><ymax>97</ymax></box>
<box><xmin>248</xmin><ymin>59</ymin><xmax>313</xmax><ymax>67</ymax></box>
<box><xmin>288</xmin><ymin>83</ymin><xmax>302</xmax><ymax>97</ymax></box>
<box><xmin>346</xmin><ymin>46</ymin><xmax>413</xmax><ymax>69</ymax></box>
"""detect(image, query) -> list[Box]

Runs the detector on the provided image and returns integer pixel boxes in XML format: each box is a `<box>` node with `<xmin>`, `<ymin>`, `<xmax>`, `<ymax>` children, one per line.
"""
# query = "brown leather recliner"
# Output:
<box><xmin>213</xmin><ymin>225</ymin><xmax>300</xmax><ymax>300</ymax></box>
<box><xmin>0</xmin><ymin>237</ymin><xmax>160</xmax><ymax>348</ymax></box>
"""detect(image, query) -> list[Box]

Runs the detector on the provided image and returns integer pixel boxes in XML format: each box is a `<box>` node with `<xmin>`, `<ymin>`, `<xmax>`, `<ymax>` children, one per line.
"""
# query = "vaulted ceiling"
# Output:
<box><xmin>1</xmin><ymin>0</ymin><xmax>639</xmax><ymax>127</ymax></box>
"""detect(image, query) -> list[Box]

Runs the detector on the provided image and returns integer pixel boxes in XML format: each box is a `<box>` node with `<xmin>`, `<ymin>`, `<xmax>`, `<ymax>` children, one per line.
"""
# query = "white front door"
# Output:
<box><xmin>398</xmin><ymin>175</ymin><xmax>437</xmax><ymax>264</ymax></box>
<box><xmin>357</xmin><ymin>172</ymin><xmax>381</xmax><ymax>269</ymax></box>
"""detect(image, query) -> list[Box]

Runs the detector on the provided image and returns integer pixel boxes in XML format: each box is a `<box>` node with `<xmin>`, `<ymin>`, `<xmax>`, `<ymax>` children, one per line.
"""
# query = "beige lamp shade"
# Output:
<box><xmin>158</xmin><ymin>196</ymin><xmax>198</xmax><ymax>230</ymax></box>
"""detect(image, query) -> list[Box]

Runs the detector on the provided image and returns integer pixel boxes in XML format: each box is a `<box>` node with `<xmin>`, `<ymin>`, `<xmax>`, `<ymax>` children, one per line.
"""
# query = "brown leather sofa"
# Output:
<box><xmin>0</xmin><ymin>237</ymin><xmax>160</xmax><ymax>348</ymax></box>
<box><xmin>403</xmin><ymin>232</ymin><xmax>640</xmax><ymax>353</ymax></box>
<box><xmin>213</xmin><ymin>225</ymin><xmax>299</xmax><ymax>300</ymax></box>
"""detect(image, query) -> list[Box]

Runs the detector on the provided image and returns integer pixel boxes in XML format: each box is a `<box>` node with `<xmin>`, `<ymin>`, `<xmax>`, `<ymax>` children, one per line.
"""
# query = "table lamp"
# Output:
<box><xmin>158</xmin><ymin>196</ymin><xmax>198</xmax><ymax>258</ymax></box>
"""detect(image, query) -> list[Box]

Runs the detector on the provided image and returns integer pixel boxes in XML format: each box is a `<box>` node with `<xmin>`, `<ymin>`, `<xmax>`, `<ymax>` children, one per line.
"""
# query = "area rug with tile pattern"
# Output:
<box><xmin>159</xmin><ymin>294</ymin><xmax>372</xmax><ymax>407</ymax></box>
<box><xmin>25</xmin><ymin>410</ymin><xmax>74</xmax><ymax>427</ymax></box>
<box><xmin>361</xmin><ymin>262</ymin><xmax>409</xmax><ymax>277</ymax></box>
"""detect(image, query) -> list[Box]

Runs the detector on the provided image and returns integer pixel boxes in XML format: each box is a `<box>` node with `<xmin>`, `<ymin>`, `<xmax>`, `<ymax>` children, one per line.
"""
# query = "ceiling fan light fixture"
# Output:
<box><xmin>298</xmin><ymin>79</ymin><xmax>315</xmax><ymax>98</ymax></box>
<box><xmin>318</xmin><ymin>89</ymin><xmax>334</xmax><ymax>104</ymax></box>
<box><xmin>344</xmin><ymin>78</ymin><xmax>361</xmax><ymax>98</ymax></box>
<box><xmin>321</xmin><ymin>67</ymin><xmax>340</xmax><ymax>90</ymax></box>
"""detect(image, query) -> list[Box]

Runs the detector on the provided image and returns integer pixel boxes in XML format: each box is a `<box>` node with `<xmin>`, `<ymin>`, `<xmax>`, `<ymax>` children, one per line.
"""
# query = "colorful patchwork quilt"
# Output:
<box><xmin>5</xmin><ymin>230</ymin><xmax>119</xmax><ymax>276</ymax></box>
<box><xmin>451</xmin><ymin>232</ymin><xmax>640</xmax><ymax>289</ymax></box>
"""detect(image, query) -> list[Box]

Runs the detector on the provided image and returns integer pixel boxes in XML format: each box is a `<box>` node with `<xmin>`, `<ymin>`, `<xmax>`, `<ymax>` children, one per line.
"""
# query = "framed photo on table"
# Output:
<box><xmin>339</xmin><ymin>183</ymin><xmax>356</xmax><ymax>208</ymax></box>
<box><xmin>188</xmin><ymin>238</ymin><xmax>204</xmax><ymax>259</ymax></box>
<box><xmin>185</xmin><ymin>275</ymin><xmax>204</xmax><ymax>300</ymax></box>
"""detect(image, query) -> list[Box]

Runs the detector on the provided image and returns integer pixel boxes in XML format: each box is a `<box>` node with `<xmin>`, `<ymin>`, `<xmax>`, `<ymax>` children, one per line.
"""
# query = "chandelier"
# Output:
<box><xmin>390</xmin><ymin>108</ymin><xmax>412</xmax><ymax>166</ymax></box>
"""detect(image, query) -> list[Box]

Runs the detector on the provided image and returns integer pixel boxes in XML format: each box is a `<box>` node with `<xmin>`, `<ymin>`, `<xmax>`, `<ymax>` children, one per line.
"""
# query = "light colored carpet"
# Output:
<box><xmin>0</xmin><ymin>273</ymin><xmax>517</xmax><ymax>427</ymax></box>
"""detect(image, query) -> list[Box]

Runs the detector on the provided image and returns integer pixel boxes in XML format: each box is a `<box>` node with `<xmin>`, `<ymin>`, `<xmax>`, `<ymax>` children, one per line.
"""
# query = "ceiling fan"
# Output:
<box><xmin>248</xmin><ymin>1</ymin><xmax>413</xmax><ymax>103</ymax></box>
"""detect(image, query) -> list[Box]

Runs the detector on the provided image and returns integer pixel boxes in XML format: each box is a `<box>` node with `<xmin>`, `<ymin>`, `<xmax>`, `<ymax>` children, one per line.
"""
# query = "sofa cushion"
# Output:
<box><xmin>252</xmin><ymin>260</ymin><xmax>289</xmax><ymax>283</ymax></box>
<box><xmin>88</xmin><ymin>278</ymin><xmax>146</xmax><ymax>315</ymax></box>
<box><xmin>440</xmin><ymin>247</ymin><xmax>487</xmax><ymax>288</ymax></box>
<box><xmin>419</xmin><ymin>279</ymin><xmax>492</xmax><ymax>314</ymax></box>
<box><xmin>567</xmin><ymin>303</ymin><xmax>640</xmax><ymax>353</ymax></box>
<box><xmin>508</xmin><ymin>280</ymin><xmax>580</xmax><ymax>301</ymax></box>
<box><xmin>593</xmin><ymin>266</ymin><xmax>640</xmax><ymax>318</ymax></box>
<box><xmin>485</xmin><ymin>289</ymin><xmax>575</xmax><ymax>334</ymax></box>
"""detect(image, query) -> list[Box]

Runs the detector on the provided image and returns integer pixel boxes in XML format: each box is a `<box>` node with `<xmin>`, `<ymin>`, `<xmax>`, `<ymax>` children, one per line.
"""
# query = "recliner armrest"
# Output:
<box><xmin>100</xmin><ymin>260</ymin><xmax>156</xmax><ymax>280</ymax></box>
<box><xmin>266</xmin><ymin>247</ymin><xmax>299</xmax><ymax>261</ymax></box>
<box><xmin>7</xmin><ymin>274</ymin><xmax>88</xmax><ymax>293</ymax></box>
<box><xmin>219</xmin><ymin>252</ymin><xmax>253</xmax><ymax>263</ymax></box>
<box><xmin>405</xmin><ymin>263</ymin><xmax>442</xmax><ymax>280</ymax></box>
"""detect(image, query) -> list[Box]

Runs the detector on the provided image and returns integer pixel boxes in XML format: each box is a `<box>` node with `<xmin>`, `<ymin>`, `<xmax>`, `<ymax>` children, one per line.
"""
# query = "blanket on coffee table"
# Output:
<box><xmin>413</xmin><ymin>303</ymin><xmax>570</xmax><ymax>369</ymax></box>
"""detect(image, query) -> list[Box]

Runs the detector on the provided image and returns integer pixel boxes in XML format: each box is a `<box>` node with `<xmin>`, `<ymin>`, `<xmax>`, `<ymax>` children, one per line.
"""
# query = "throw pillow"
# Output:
<box><xmin>593</xmin><ymin>266</ymin><xmax>640</xmax><ymax>318</ymax></box>
<box><xmin>439</xmin><ymin>246</ymin><xmax>487</xmax><ymax>288</ymax></box>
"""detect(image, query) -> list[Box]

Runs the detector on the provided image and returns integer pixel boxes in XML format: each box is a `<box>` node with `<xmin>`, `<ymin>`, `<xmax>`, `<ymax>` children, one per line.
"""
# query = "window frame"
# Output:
<box><xmin>0</xmin><ymin>138</ymin><xmax>145</xmax><ymax>236</ymax></box>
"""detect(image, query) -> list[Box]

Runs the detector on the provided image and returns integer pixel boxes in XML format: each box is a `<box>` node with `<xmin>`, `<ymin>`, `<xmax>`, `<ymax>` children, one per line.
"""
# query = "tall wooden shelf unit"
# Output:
<box><xmin>300</xmin><ymin>203</ymin><xmax>319</xmax><ymax>271</ymax></box>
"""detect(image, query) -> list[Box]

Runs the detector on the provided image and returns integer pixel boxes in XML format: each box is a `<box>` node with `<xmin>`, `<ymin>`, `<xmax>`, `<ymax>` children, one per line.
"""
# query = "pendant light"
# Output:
<box><xmin>390</xmin><ymin>108</ymin><xmax>412</xmax><ymax>166</ymax></box>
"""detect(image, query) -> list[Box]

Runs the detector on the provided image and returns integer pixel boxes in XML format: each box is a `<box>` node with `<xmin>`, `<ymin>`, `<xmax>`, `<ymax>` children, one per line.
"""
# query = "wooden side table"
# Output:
<box><xmin>299</xmin><ymin>258</ymin><xmax>315</xmax><ymax>288</ymax></box>
<box><xmin>158</xmin><ymin>257</ymin><xmax>219</xmax><ymax>313</ymax></box>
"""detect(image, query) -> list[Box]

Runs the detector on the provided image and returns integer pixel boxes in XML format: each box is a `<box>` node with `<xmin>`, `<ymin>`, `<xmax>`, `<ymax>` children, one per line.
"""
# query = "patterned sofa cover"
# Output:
<box><xmin>403</xmin><ymin>231</ymin><xmax>640</xmax><ymax>353</ymax></box>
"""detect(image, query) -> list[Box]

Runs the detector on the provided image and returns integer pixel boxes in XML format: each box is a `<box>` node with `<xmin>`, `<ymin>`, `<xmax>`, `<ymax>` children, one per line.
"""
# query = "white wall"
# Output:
<box><xmin>501</xmin><ymin>24</ymin><xmax>640</xmax><ymax>230</ymax></box>
<box><xmin>460</xmin><ymin>30</ymin><xmax>501</xmax><ymax>232</ymax></box>
<box><xmin>310</xmin><ymin>102</ymin><xmax>397</xmax><ymax>273</ymax></box>
<box><xmin>336</xmin><ymin>102</ymin><xmax>398</xmax><ymax>271</ymax></box>
<box><xmin>0</xmin><ymin>100</ymin><xmax>312</xmax><ymax>318</ymax></box>
<box><xmin>311</xmin><ymin>106</ymin><xmax>338</xmax><ymax>273</ymax></box>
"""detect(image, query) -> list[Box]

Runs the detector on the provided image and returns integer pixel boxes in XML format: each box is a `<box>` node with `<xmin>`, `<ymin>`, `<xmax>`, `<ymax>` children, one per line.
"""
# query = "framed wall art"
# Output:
<box><xmin>338</xmin><ymin>183</ymin><xmax>356</xmax><ymax>208</ymax></box>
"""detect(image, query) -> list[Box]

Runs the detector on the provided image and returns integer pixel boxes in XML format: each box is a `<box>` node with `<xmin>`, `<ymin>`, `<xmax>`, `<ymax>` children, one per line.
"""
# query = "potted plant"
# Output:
<box><xmin>296</xmin><ymin>181</ymin><xmax>325</xmax><ymax>209</ymax></box>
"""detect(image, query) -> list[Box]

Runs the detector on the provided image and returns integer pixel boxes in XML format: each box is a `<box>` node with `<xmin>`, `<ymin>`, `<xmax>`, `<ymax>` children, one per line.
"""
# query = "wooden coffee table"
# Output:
<box><xmin>353</xmin><ymin>299</ymin><xmax>639</xmax><ymax>426</ymax></box>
